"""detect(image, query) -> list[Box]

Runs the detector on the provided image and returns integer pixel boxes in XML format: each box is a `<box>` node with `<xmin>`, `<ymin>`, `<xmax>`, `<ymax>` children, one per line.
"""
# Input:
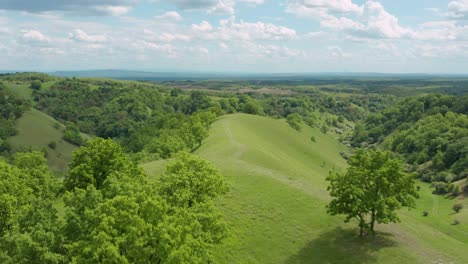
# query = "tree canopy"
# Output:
<box><xmin>327</xmin><ymin>149</ymin><xmax>419</xmax><ymax>237</ymax></box>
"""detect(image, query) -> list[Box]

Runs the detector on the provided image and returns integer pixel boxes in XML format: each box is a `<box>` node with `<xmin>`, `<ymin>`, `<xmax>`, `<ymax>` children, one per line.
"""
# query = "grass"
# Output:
<box><xmin>7</xmin><ymin>108</ymin><xmax>77</xmax><ymax>174</ymax></box>
<box><xmin>142</xmin><ymin>113</ymin><xmax>468</xmax><ymax>264</ymax></box>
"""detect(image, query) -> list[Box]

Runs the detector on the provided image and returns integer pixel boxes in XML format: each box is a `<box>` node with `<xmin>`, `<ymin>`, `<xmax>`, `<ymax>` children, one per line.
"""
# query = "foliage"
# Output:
<box><xmin>159</xmin><ymin>152</ymin><xmax>229</xmax><ymax>207</ymax></box>
<box><xmin>286</xmin><ymin>113</ymin><xmax>302</xmax><ymax>131</ymax></box>
<box><xmin>64</xmin><ymin>138</ymin><xmax>140</xmax><ymax>191</ymax></box>
<box><xmin>30</xmin><ymin>80</ymin><xmax>42</xmax><ymax>90</ymax></box>
<box><xmin>62</xmin><ymin>149</ymin><xmax>228</xmax><ymax>263</ymax></box>
<box><xmin>453</xmin><ymin>203</ymin><xmax>463</xmax><ymax>213</ymax></box>
<box><xmin>0</xmin><ymin>82</ymin><xmax>30</xmax><ymax>156</ymax></box>
<box><xmin>63</xmin><ymin>122</ymin><xmax>84</xmax><ymax>146</ymax></box>
<box><xmin>327</xmin><ymin>149</ymin><xmax>419</xmax><ymax>237</ymax></box>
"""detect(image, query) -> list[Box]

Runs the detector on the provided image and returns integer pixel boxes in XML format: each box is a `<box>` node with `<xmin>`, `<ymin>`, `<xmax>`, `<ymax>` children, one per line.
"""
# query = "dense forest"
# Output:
<box><xmin>0</xmin><ymin>72</ymin><xmax>467</xmax><ymax>263</ymax></box>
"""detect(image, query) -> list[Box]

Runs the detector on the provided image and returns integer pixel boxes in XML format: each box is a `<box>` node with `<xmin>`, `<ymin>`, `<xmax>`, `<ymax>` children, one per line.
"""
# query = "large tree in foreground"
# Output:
<box><xmin>326</xmin><ymin>149</ymin><xmax>419</xmax><ymax>237</ymax></box>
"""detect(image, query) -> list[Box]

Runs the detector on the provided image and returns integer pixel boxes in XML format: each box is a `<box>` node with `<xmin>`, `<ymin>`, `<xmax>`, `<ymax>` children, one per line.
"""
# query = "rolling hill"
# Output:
<box><xmin>143</xmin><ymin>113</ymin><xmax>468</xmax><ymax>263</ymax></box>
<box><xmin>7</xmin><ymin>108</ymin><xmax>78</xmax><ymax>174</ymax></box>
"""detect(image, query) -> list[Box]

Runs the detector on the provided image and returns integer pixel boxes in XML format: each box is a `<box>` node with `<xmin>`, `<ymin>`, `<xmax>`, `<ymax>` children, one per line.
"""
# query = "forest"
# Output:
<box><xmin>0</xmin><ymin>72</ymin><xmax>467</xmax><ymax>263</ymax></box>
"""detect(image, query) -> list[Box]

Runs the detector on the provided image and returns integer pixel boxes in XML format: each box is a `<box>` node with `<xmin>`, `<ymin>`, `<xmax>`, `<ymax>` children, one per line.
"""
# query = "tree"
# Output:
<box><xmin>30</xmin><ymin>80</ymin><xmax>42</xmax><ymax>90</ymax></box>
<box><xmin>64</xmin><ymin>138</ymin><xmax>140</xmax><ymax>191</ymax></box>
<box><xmin>326</xmin><ymin>149</ymin><xmax>419</xmax><ymax>237</ymax></box>
<box><xmin>286</xmin><ymin>113</ymin><xmax>302</xmax><ymax>131</ymax></box>
<box><xmin>159</xmin><ymin>152</ymin><xmax>229</xmax><ymax>208</ymax></box>
<box><xmin>242</xmin><ymin>101</ymin><xmax>263</xmax><ymax>115</ymax></box>
<box><xmin>63</xmin><ymin>122</ymin><xmax>84</xmax><ymax>146</ymax></box>
<box><xmin>62</xmin><ymin>152</ymin><xmax>229</xmax><ymax>263</ymax></box>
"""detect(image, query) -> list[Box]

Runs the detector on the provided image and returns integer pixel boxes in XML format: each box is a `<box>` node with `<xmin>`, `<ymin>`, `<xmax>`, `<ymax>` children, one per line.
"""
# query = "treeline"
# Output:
<box><xmin>352</xmin><ymin>94</ymin><xmax>468</xmax><ymax>192</ymax></box>
<box><xmin>24</xmin><ymin>75</ymin><xmax>394</xmax><ymax>160</ymax></box>
<box><xmin>0</xmin><ymin>139</ymin><xmax>229</xmax><ymax>263</ymax></box>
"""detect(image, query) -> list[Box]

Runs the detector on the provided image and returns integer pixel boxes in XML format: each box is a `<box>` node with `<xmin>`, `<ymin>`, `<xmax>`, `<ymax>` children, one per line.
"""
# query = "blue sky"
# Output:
<box><xmin>0</xmin><ymin>0</ymin><xmax>467</xmax><ymax>73</ymax></box>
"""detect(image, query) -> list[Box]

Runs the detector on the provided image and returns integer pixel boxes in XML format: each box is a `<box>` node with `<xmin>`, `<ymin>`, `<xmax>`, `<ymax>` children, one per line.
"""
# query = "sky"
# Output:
<box><xmin>0</xmin><ymin>0</ymin><xmax>467</xmax><ymax>73</ymax></box>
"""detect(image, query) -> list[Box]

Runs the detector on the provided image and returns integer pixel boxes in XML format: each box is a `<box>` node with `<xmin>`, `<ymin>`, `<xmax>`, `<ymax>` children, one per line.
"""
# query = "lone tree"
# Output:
<box><xmin>326</xmin><ymin>149</ymin><xmax>419</xmax><ymax>238</ymax></box>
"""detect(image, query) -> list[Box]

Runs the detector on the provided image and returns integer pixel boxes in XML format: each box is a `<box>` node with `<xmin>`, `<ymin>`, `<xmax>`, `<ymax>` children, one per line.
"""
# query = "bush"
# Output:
<box><xmin>63</xmin><ymin>122</ymin><xmax>83</xmax><ymax>146</ymax></box>
<box><xmin>48</xmin><ymin>141</ymin><xmax>57</xmax><ymax>149</ymax></box>
<box><xmin>30</xmin><ymin>80</ymin><xmax>42</xmax><ymax>90</ymax></box>
<box><xmin>423</xmin><ymin>211</ymin><xmax>429</xmax><ymax>217</ymax></box>
<box><xmin>286</xmin><ymin>113</ymin><xmax>302</xmax><ymax>131</ymax></box>
<box><xmin>53</xmin><ymin>123</ymin><xmax>61</xmax><ymax>130</ymax></box>
<box><xmin>432</xmin><ymin>182</ymin><xmax>449</xmax><ymax>194</ymax></box>
<box><xmin>453</xmin><ymin>204</ymin><xmax>463</xmax><ymax>213</ymax></box>
<box><xmin>310</xmin><ymin>136</ymin><xmax>316</xmax><ymax>143</ymax></box>
<box><xmin>452</xmin><ymin>185</ymin><xmax>462</xmax><ymax>196</ymax></box>
<box><xmin>452</xmin><ymin>219</ymin><xmax>460</xmax><ymax>225</ymax></box>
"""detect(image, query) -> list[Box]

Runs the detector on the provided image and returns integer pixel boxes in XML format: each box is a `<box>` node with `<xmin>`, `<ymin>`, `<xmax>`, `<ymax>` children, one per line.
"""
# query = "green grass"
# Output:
<box><xmin>8</xmin><ymin>108</ymin><xmax>77</xmax><ymax>174</ymax></box>
<box><xmin>143</xmin><ymin>113</ymin><xmax>468</xmax><ymax>264</ymax></box>
<box><xmin>5</xmin><ymin>82</ymin><xmax>33</xmax><ymax>100</ymax></box>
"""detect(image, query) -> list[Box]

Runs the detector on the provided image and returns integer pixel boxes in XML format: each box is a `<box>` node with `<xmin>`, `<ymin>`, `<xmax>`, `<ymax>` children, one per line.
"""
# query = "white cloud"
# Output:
<box><xmin>288</xmin><ymin>0</ymin><xmax>450</xmax><ymax>40</ymax></box>
<box><xmin>69</xmin><ymin>29</ymin><xmax>107</xmax><ymax>43</ymax></box>
<box><xmin>143</xmin><ymin>29</ymin><xmax>191</xmax><ymax>42</ymax></box>
<box><xmin>240</xmin><ymin>0</ymin><xmax>265</xmax><ymax>6</ymax></box>
<box><xmin>287</xmin><ymin>0</ymin><xmax>362</xmax><ymax>18</ymax></box>
<box><xmin>215</xmin><ymin>17</ymin><xmax>297</xmax><ymax>40</ymax></box>
<box><xmin>92</xmin><ymin>5</ymin><xmax>132</xmax><ymax>16</ymax></box>
<box><xmin>448</xmin><ymin>0</ymin><xmax>468</xmax><ymax>19</ymax></box>
<box><xmin>192</xmin><ymin>21</ymin><xmax>213</xmax><ymax>31</ymax></box>
<box><xmin>20</xmin><ymin>29</ymin><xmax>49</xmax><ymax>43</ymax></box>
<box><xmin>207</xmin><ymin>0</ymin><xmax>235</xmax><ymax>15</ymax></box>
<box><xmin>156</xmin><ymin>11</ymin><xmax>183</xmax><ymax>22</ymax></box>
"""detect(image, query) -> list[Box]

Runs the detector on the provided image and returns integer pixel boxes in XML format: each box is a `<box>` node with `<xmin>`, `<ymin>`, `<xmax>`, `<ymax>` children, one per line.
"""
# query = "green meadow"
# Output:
<box><xmin>145</xmin><ymin>113</ymin><xmax>468</xmax><ymax>264</ymax></box>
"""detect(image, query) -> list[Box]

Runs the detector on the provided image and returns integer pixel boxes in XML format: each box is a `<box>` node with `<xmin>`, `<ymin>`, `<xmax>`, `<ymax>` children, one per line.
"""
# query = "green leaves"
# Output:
<box><xmin>160</xmin><ymin>152</ymin><xmax>229</xmax><ymax>208</ymax></box>
<box><xmin>65</xmin><ymin>138</ymin><xmax>141</xmax><ymax>191</ymax></box>
<box><xmin>327</xmin><ymin>149</ymin><xmax>418</xmax><ymax>236</ymax></box>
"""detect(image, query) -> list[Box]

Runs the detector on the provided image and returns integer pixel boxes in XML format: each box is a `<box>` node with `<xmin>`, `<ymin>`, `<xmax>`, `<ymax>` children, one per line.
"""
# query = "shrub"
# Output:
<box><xmin>452</xmin><ymin>219</ymin><xmax>460</xmax><ymax>225</ymax></box>
<box><xmin>286</xmin><ymin>113</ymin><xmax>302</xmax><ymax>131</ymax></box>
<box><xmin>452</xmin><ymin>185</ymin><xmax>462</xmax><ymax>196</ymax></box>
<box><xmin>53</xmin><ymin>123</ymin><xmax>61</xmax><ymax>130</ymax></box>
<box><xmin>453</xmin><ymin>204</ymin><xmax>463</xmax><ymax>213</ymax></box>
<box><xmin>423</xmin><ymin>211</ymin><xmax>429</xmax><ymax>217</ymax></box>
<box><xmin>48</xmin><ymin>141</ymin><xmax>57</xmax><ymax>149</ymax></box>
<box><xmin>310</xmin><ymin>136</ymin><xmax>316</xmax><ymax>143</ymax></box>
<box><xmin>30</xmin><ymin>80</ymin><xmax>42</xmax><ymax>90</ymax></box>
<box><xmin>432</xmin><ymin>182</ymin><xmax>449</xmax><ymax>194</ymax></box>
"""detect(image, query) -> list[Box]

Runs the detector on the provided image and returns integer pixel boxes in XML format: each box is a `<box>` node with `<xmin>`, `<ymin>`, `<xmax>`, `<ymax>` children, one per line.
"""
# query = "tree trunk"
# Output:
<box><xmin>370</xmin><ymin>210</ymin><xmax>376</xmax><ymax>239</ymax></box>
<box><xmin>359</xmin><ymin>215</ymin><xmax>364</xmax><ymax>237</ymax></box>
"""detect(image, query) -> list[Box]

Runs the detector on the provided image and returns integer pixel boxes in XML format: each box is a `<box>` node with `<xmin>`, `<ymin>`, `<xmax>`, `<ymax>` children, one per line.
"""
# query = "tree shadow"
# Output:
<box><xmin>284</xmin><ymin>227</ymin><xmax>397</xmax><ymax>264</ymax></box>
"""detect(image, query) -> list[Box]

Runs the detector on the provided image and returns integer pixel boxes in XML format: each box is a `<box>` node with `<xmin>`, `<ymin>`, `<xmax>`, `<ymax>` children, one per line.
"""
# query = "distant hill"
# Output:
<box><xmin>50</xmin><ymin>70</ymin><xmax>468</xmax><ymax>82</ymax></box>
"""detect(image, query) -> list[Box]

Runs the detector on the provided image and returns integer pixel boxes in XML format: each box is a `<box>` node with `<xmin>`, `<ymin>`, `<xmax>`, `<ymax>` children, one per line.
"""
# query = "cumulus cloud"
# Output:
<box><xmin>287</xmin><ymin>0</ymin><xmax>362</xmax><ymax>17</ymax></box>
<box><xmin>155</xmin><ymin>11</ymin><xmax>183</xmax><ymax>22</ymax></box>
<box><xmin>69</xmin><ymin>29</ymin><xmax>107</xmax><ymax>43</ymax></box>
<box><xmin>20</xmin><ymin>29</ymin><xmax>49</xmax><ymax>43</ymax></box>
<box><xmin>192</xmin><ymin>21</ymin><xmax>214</xmax><ymax>31</ymax></box>
<box><xmin>288</xmin><ymin>0</ymin><xmax>435</xmax><ymax>40</ymax></box>
<box><xmin>214</xmin><ymin>17</ymin><xmax>297</xmax><ymax>40</ymax></box>
<box><xmin>0</xmin><ymin>0</ymin><xmax>135</xmax><ymax>16</ymax></box>
<box><xmin>448</xmin><ymin>0</ymin><xmax>468</xmax><ymax>19</ymax></box>
<box><xmin>207</xmin><ymin>0</ymin><xmax>235</xmax><ymax>15</ymax></box>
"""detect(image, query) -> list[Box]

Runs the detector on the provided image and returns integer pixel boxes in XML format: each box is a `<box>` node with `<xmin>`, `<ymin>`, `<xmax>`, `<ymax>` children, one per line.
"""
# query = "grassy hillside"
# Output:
<box><xmin>7</xmin><ymin>108</ymin><xmax>77</xmax><ymax>173</ymax></box>
<box><xmin>144</xmin><ymin>113</ymin><xmax>468</xmax><ymax>263</ymax></box>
